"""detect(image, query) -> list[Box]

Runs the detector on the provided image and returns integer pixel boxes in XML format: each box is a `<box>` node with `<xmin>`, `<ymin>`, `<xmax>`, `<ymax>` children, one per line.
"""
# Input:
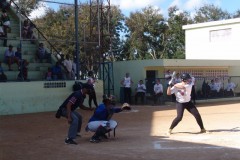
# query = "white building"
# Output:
<box><xmin>183</xmin><ymin>18</ymin><xmax>240</xmax><ymax>60</ymax></box>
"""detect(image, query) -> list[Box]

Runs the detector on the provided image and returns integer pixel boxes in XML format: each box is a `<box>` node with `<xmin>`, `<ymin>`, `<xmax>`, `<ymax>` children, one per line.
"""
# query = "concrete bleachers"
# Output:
<box><xmin>0</xmin><ymin>8</ymin><xmax>55</xmax><ymax>81</ymax></box>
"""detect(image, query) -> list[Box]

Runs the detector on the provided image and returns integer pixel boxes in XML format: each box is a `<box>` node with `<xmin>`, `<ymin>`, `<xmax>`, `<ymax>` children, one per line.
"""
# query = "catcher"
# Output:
<box><xmin>86</xmin><ymin>95</ymin><xmax>131</xmax><ymax>143</ymax></box>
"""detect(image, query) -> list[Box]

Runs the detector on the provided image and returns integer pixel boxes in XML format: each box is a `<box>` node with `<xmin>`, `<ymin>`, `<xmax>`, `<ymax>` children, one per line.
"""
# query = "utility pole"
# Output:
<box><xmin>75</xmin><ymin>0</ymin><xmax>80</xmax><ymax>79</ymax></box>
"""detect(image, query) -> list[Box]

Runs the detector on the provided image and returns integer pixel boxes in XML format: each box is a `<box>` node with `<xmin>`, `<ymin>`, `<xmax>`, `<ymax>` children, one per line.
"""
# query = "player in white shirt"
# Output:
<box><xmin>225</xmin><ymin>79</ymin><xmax>238</xmax><ymax>96</ymax></box>
<box><xmin>121</xmin><ymin>73</ymin><xmax>134</xmax><ymax>104</ymax></box>
<box><xmin>153</xmin><ymin>79</ymin><xmax>163</xmax><ymax>105</ymax></box>
<box><xmin>135</xmin><ymin>80</ymin><xmax>146</xmax><ymax>105</ymax></box>
<box><xmin>166</xmin><ymin>73</ymin><xmax>207</xmax><ymax>135</ymax></box>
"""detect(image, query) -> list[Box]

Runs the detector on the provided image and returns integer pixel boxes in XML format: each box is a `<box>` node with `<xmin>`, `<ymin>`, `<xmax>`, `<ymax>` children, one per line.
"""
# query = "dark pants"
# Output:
<box><xmin>191</xmin><ymin>85</ymin><xmax>196</xmax><ymax>104</ymax></box>
<box><xmin>61</xmin><ymin>108</ymin><xmax>82</xmax><ymax>139</ymax></box>
<box><xmin>135</xmin><ymin>92</ymin><xmax>145</xmax><ymax>105</ymax></box>
<box><xmin>153</xmin><ymin>92</ymin><xmax>163</xmax><ymax>105</ymax></box>
<box><xmin>169</xmin><ymin>101</ymin><xmax>204</xmax><ymax>130</ymax></box>
<box><xmin>89</xmin><ymin>91</ymin><xmax>98</xmax><ymax>108</ymax></box>
<box><xmin>124</xmin><ymin>87</ymin><xmax>132</xmax><ymax>104</ymax></box>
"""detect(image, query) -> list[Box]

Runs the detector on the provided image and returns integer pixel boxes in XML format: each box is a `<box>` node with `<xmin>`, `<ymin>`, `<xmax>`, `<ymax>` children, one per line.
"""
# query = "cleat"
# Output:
<box><xmin>167</xmin><ymin>129</ymin><xmax>172</xmax><ymax>135</ymax></box>
<box><xmin>65</xmin><ymin>138</ymin><xmax>77</xmax><ymax>145</ymax></box>
<box><xmin>90</xmin><ymin>137</ymin><xmax>101</xmax><ymax>143</ymax></box>
<box><xmin>76</xmin><ymin>133</ymin><xmax>81</xmax><ymax>137</ymax></box>
<box><xmin>200</xmin><ymin>129</ymin><xmax>209</xmax><ymax>133</ymax></box>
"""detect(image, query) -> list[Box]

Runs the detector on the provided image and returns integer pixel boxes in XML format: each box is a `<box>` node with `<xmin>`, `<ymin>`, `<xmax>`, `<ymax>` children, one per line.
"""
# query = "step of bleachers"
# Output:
<box><xmin>0</xmin><ymin>6</ymin><xmax>57</xmax><ymax>81</ymax></box>
<box><xmin>4</xmin><ymin>70</ymin><xmax>45</xmax><ymax>81</ymax></box>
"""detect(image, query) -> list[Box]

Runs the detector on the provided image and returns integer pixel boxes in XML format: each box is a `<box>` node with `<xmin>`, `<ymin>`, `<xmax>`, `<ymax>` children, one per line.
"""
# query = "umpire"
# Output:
<box><xmin>57</xmin><ymin>83</ymin><xmax>93</xmax><ymax>145</ymax></box>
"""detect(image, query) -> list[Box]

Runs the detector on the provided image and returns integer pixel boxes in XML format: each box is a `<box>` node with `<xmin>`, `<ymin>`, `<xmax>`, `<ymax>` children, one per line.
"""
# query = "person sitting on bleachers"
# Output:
<box><xmin>51</xmin><ymin>61</ymin><xmax>63</xmax><ymax>80</ymax></box>
<box><xmin>15</xmin><ymin>46</ymin><xmax>22</xmax><ymax>62</ymax></box>
<box><xmin>45</xmin><ymin>67</ymin><xmax>52</xmax><ymax>81</ymax></box>
<box><xmin>22</xmin><ymin>20</ymin><xmax>29</xmax><ymax>39</ymax></box>
<box><xmin>17</xmin><ymin>59</ymin><xmax>29</xmax><ymax>81</ymax></box>
<box><xmin>1</xmin><ymin>9</ymin><xmax>10</xmax><ymax>46</ymax></box>
<box><xmin>0</xmin><ymin>0</ymin><xmax>11</xmax><ymax>10</ymax></box>
<box><xmin>0</xmin><ymin>61</ymin><xmax>7</xmax><ymax>82</ymax></box>
<box><xmin>36</xmin><ymin>43</ymin><xmax>51</xmax><ymax>63</ymax></box>
<box><xmin>4</xmin><ymin>45</ymin><xmax>19</xmax><ymax>71</ymax></box>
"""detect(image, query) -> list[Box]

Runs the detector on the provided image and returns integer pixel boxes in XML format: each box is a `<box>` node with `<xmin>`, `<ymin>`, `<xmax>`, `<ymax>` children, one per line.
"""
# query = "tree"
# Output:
<box><xmin>233</xmin><ymin>9</ymin><xmax>240</xmax><ymax>18</ymax></box>
<box><xmin>33</xmin><ymin>3</ymin><xmax>124</xmax><ymax>77</ymax></box>
<box><xmin>164</xmin><ymin>6</ymin><xmax>193</xmax><ymax>59</ymax></box>
<box><xmin>194</xmin><ymin>4</ymin><xmax>231</xmax><ymax>23</ymax></box>
<box><xmin>124</xmin><ymin>6</ymin><xmax>168</xmax><ymax>60</ymax></box>
<box><xmin>13</xmin><ymin>0</ymin><xmax>41</xmax><ymax>16</ymax></box>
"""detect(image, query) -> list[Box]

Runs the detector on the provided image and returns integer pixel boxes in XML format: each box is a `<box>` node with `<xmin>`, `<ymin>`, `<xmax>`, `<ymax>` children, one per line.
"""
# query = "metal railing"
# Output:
<box><xmin>10</xmin><ymin>1</ymin><xmax>62</xmax><ymax>60</ymax></box>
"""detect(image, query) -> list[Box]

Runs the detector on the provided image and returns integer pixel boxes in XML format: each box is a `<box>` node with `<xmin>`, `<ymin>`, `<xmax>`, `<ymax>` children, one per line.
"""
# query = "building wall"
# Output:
<box><xmin>0</xmin><ymin>80</ymin><xmax>103</xmax><ymax>115</ymax></box>
<box><xmin>183</xmin><ymin>18</ymin><xmax>240</xmax><ymax>60</ymax></box>
<box><xmin>112</xmin><ymin>59</ymin><xmax>240</xmax><ymax>101</ymax></box>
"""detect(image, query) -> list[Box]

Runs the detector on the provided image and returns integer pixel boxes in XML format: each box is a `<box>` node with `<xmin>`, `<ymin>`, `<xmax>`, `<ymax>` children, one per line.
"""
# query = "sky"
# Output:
<box><xmin>30</xmin><ymin>0</ymin><xmax>240</xmax><ymax>19</ymax></box>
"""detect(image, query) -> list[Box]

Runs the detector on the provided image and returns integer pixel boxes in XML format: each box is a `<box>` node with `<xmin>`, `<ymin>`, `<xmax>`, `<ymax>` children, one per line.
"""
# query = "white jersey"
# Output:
<box><xmin>136</xmin><ymin>84</ymin><xmax>146</xmax><ymax>93</ymax></box>
<box><xmin>123</xmin><ymin>77</ymin><xmax>131</xmax><ymax>88</ymax></box>
<box><xmin>170</xmin><ymin>84</ymin><xmax>192</xmax><ymax>103</ymax></box>
<box><xmin>154</xmin><ymin>83</ymin><xmax>163</xmax><ymax>94</ymax></box>
<box><xmin>226</xmin><ymin>82</ymin><xmax>236</xmax><ymax>91</ymax></box>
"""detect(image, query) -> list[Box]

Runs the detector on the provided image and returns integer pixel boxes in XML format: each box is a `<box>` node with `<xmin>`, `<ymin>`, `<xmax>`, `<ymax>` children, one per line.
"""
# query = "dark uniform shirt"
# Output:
<box><xmin>59</xmin><ymin>90</ymin><xmax>86</xmax><ymax>111</ymax></box>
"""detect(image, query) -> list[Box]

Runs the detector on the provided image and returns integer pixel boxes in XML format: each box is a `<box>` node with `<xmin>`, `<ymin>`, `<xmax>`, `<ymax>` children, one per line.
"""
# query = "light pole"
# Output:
<box><xmin>75</xmin><ymin>0</ymin><xmax>80</xmax><ymax>80</ymax></box>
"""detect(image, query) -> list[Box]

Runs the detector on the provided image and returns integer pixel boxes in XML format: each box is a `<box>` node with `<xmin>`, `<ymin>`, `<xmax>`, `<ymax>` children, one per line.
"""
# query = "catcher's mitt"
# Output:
<box><xmin>121</xmin><ymin>103</ymin><xmax>131</xmax><ymax>111</ymax></box>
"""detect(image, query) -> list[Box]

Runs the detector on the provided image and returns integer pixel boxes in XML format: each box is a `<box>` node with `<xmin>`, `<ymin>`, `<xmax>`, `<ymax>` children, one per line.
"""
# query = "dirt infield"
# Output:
<box><xmin>1</xmin><ymin>101</ymin><xmax>240</xmax><ymax>160</ymax></box>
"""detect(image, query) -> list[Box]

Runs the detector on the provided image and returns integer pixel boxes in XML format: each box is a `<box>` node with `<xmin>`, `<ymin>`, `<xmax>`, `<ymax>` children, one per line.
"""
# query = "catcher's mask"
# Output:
<box><xmin>102</xmin><ymin>94</ymin><xmax>116</xmax><ymax>105</ymax></box>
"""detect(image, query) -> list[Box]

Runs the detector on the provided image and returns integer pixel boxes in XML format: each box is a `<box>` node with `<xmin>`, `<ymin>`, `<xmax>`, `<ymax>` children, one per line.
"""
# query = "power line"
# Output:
<box><xmin>37</xmin><ymin>0</ymin><xmax>75</xmax><ymax>5</ymax></box>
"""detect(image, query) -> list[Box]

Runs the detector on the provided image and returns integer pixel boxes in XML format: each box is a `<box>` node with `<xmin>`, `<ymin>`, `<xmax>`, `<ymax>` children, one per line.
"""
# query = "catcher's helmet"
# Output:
<box><xmin>102</xmin><ymin>94</ymin><xmax>116</xmax><ymax>105</ymax></box>
<box><xmin>180</xmin><ymin>73</ymin><xmax>191</xmax><ymax>81</ymax></box>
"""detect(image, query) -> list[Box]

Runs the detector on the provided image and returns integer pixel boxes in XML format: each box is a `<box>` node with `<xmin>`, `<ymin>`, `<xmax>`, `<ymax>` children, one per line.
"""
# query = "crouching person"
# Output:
<box><xmin>86</xmin><ymin>95</ymin><xmax>122</xmax><ymax>143</ymax></box>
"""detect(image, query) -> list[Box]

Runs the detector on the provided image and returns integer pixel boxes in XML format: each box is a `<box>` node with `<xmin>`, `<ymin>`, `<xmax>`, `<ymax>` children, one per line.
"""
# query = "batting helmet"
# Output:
<box><xmin>180</xmin><ymin>73</ymin><xmax>191</xmax><ymax>81</ymax></box>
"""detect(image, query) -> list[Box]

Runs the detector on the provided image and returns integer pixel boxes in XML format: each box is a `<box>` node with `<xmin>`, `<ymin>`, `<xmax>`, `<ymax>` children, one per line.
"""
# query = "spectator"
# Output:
<box><xmin>4</xmin><ymin>45</ymin><xmax>19</xmax><ymax>71</ymax></box>
<box><xmin>87</xmin><ymin>71</ymin><xmax>98</xmax><ymax>109</ymax></box>
<box><xmin>52</xmin><ymin>61</ymin><xmax>63</xmax><ymax>80</ymax></box>
<box><xmin>164</xmin><ymin>70</ymin><xmax>172</xmax><ymax>81</ymax></box>
<box><xmin>120</xmin><ymin>72</ymin><xmax>134</xmax><ymax>104</ymax></box>
<box><xmin>153</xmin><ymin>79</ymin><xmax>163</xmax><ymax>105</ymax></box>
<box><xmin>209</xmin><ymin>79</ymin><xmax>218</xmax><ymax>97</ymax></box>
<box><xmin>17</xmin><ymin>59</ymin><xmax>29</xmax><ymax>81</ymax></box>
<box><xmin>190</xmin><ymin>75</ymin><xmax>196</xmax><ymax>104</ymax></box>
<box><xmin>27</xmin><ymin>21</ymin><xmax>35</xmax><ymax>42</ymax></box>
<box><xmin>202</xmin><ymin>79</ymin><xmax>210</xmax><ymax>98</ymax></box>
<box><xmin>0</xmin><ymin>21</ymin><xmax>4</xmax><ymax>37</ymax></box>
<box><xmin>225</xmin><ymin>79</ymin><xmax>237</xmax><ymax>96</ymax></box>
<box><xmin>1</xmin><ymin>9</ymin><xmax>10</xmax><ymax>46</ymax></box>
<box><xmin>22</xmin><ymin>20</ymin><xmax>29</xmax><ymax>39</ymax></box>
<box><xmin>15</xmin><ymin>46</ymin><xmax>22</xmax><ymax>62</ymax></box>
<box><xmin>134</xmin><ymin>80</ymin><xmax>146</xmax><ymax>105</ymax></box>
<box><xmin>0</xmin><ymin>0</ymin><xmax>11</xmax><ymax>10</ymax></box>
<box><xmin>0</xmin><ymin>61</ymin><xmax>7</xmax><ymax>82</ymax></box>
<box><xmin>45</xmin><ymin>67</ymin><xmax>52</xmax><ymax>81</ymax></box>
<box><xmin>62</xmin><ymin>54</ymin><xmax>74</xmax><ymax>80</ymax></box>
<box><xmin>36</xmin><ymin>43</ymin><xmax>51</xmax><ymax>63</ymax></box>
<box><xmin>173</xmin><ymin>72</ymin><xmax>181</xmax><ymax>84</ymax></box>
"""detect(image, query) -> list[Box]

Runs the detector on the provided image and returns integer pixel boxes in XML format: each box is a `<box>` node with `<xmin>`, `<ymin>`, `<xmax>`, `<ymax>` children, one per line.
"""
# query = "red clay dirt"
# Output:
<box><xmin>1</xmin><ymin>101</ymin><xmax>240</xmax><ymax>160</ymax></box>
